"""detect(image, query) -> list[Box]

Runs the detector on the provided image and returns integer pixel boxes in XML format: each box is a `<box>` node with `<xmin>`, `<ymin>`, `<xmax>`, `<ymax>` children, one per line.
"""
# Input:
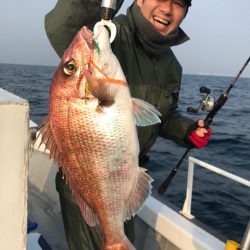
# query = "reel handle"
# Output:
<box><xmin>200</xmin><ymin>86</ymin><xmax>211</xmax><ymax>94</ymax></box>
<box><xmin>187</xmin><ymin>107</ymin><xmax>199</xmax><ymax>113</ymax></box>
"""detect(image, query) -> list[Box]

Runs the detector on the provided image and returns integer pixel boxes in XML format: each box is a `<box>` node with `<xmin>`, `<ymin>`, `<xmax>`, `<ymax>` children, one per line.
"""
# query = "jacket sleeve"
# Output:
<box><xmin>45</xmin><ymin>0</ymin><xmax>124</xmax><ymax>58</ymax></box>
<box><xmin>158</xmin><ymin>60</ymin><xmax>194</xmax><ymax>146</ymax></box>
<box><xmin>159</xmin><ymin>108</ymin><xmax>194</xmax><ymax>146</ymax></box>
<box><xmin>45</xmin><ymin>0</ymin><xmax>101</xmax><ymax>58</ymax></box>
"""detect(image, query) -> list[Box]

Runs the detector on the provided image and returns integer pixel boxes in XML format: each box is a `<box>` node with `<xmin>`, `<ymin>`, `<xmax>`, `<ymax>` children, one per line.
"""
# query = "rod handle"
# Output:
<box><xmin>158</xmin><ymin>148</ymin><xmax>191</xmax><ymax>195</ymax></box>
<box><xmin>158</xmin><ymin>168</ymin><xmax>178</xmax><ymax>195</ymax></box>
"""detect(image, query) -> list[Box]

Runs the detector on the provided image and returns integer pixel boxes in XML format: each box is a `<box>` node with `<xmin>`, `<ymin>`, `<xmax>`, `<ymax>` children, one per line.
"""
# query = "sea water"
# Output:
<box><xmin>0</xmin><ymin>63</ymin><xmax>249</xmax><ymax>243</ymax></box>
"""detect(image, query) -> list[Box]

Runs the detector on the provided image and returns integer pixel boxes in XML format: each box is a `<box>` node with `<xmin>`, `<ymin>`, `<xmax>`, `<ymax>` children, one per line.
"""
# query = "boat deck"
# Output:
<box><xmin>28</xmin><ymin>150</ymin><xmax>68</xmax><ymax>250</ymax></box>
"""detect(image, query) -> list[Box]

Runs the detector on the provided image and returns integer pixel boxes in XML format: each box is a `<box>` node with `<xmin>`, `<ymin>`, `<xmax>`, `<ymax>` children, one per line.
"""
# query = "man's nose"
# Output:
<box><xmin>159</xmin><ymin>0</ymin><xmax>173</xmax><ymax>15</ymax></box>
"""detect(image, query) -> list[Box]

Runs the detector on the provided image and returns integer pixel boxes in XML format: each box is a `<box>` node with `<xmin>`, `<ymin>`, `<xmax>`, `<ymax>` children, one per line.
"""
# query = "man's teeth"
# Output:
<box><xmin>153</xmin><ymin>17</ymin><xmax>169</xmax><ymax>26</ymax></box>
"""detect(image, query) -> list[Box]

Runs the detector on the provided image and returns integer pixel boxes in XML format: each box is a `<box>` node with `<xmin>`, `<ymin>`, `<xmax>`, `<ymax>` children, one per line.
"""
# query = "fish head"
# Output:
<box><xmin>50</xmin><ymin>26</ymin><xmax>129</xmax><ymax>109</ymax></box>
<box><xmin>50</xmin><ymin>26</ymin><xmax>96</xmax><ymax>101</ymax></box>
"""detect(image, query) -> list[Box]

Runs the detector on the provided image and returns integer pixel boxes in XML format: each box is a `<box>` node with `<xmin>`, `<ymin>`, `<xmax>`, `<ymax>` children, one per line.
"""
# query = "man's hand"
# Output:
<box><xmin>187</xmin><ymin>120</ymin><xmax>212</xmax><ymax>149</ymax></box>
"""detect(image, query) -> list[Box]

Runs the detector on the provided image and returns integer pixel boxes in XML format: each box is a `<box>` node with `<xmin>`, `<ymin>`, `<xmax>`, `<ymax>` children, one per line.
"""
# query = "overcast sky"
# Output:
<box><xmin>0</xmin><ymin>0</ymin><xmax>250</xmax><ymax>77</ymax></box>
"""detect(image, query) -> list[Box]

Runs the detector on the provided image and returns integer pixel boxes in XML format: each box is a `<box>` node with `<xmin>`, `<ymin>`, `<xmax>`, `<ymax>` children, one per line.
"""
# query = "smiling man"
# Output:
<box><xmin>137</xmin><ymin>0</ymin><xmax>189</xmax><ymax>36</ymax></box>
<box><xmin>45</xmin><ymin>0</ymin><xmax>211</xmax><ymax>249</ymax></box>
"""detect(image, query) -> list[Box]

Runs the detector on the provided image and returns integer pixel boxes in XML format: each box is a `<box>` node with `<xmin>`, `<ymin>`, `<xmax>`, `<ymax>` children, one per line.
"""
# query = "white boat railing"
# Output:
<box><xmin>0</xmin><ymin>88</ymin><xmax>29</xmax><ymax>250</ymax></box>
<box><xmin>180</xmin><ymin>156</ymin><xmax>250</xmax><ymax>250</ymax></box>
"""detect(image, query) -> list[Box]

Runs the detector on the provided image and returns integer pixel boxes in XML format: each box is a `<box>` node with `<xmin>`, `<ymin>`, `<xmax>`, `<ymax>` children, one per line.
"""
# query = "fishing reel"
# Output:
<box><xmin>187</xmin><ymin>86</ymin><xmax>215</xmax><ymax>114</ymax></box>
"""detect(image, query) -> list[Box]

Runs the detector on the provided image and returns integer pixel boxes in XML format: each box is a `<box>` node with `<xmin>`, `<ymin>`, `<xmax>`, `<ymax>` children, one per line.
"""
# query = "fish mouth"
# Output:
<box><xmin>79</xmin><ymin>26</ymin><xmax>95</xmax><ymax>50</ymax></box>
<box><xmin>153</xmin><ymin>16</ymin><xmax>170</xmax><ymax>26</ymax></box>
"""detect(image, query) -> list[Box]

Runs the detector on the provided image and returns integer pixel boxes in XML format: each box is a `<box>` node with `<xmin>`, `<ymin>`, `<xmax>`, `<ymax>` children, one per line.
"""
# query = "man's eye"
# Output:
<box><xmin>63</xmin><ymin>59</ymin><xmax>77</xmax><ymax>75</ymax></box>
<box><xmin>173</xmin><ymin>0</ymin><xmax>186</xmax><ymax>8</ymax></box>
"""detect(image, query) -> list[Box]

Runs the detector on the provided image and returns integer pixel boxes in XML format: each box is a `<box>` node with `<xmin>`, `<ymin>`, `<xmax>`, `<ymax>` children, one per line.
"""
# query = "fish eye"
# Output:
<box><xmin>63</xmin><ymin>59</ymin><xmax>77</xmax><ymax>75</ymax></box>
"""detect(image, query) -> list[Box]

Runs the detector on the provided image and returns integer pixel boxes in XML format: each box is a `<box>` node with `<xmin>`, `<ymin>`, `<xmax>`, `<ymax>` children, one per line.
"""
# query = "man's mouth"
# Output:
<box><xmin>153</xmin><ymin>16</ymin><xmax>170</xmax><ymax>26</ymax></box>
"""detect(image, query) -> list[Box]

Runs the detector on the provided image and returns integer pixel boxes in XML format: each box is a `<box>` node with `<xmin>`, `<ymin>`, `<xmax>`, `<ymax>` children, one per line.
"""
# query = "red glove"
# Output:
<box><xmin>188</xmin><ymin>127</ymin><xmax>212</xmax><ymax>149</ymax></box>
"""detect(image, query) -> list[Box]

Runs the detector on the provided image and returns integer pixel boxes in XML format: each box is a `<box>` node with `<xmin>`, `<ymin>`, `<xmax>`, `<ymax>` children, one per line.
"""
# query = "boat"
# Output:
<box><xmin>1</xmin><ymin>87</ymin><xmax>249</xmax><ymax>250</ymax></box>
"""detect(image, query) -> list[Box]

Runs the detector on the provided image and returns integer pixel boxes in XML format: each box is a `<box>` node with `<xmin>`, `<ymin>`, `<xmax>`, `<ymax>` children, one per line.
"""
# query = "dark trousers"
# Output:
<box><xmin>56</xmin><ymin>171</ymin><xmax>135</xmax><ymax>250</ymax></box>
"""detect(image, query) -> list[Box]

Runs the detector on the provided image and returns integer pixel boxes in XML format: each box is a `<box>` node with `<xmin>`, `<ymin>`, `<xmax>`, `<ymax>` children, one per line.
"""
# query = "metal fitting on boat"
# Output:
<box><xmin>224</xmin><ymin>240</ymin><xmax>240</xmax><ymax>250</ymax></box>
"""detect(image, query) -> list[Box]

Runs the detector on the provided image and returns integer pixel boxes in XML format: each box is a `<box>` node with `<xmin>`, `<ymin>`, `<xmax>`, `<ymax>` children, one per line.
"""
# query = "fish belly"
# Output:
<box><xmin>51</xmin><ymin>100</ymin><xmax>139</xmax><ymax>240</ymax></box>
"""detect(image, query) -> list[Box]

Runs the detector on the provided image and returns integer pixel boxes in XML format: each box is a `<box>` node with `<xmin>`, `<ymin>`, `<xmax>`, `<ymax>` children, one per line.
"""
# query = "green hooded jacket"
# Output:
<box><xmin>45</xmin><ymin>0</ymin><xmax>194</xmax><ymax>160</ymax></box>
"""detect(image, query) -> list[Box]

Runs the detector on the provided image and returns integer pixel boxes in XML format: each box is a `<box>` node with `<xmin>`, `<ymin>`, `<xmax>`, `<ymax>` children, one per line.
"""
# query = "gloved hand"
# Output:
<box><xmin>185</xmin><ymin>120</ymin><xmax>212</xmax><ymax>149</ymax></box>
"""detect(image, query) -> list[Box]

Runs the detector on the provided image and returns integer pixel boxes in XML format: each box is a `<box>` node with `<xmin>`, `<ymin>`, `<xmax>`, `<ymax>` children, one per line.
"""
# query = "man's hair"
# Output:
<box><xmin>138</xmin><ymin>0</ymin><xmax>192</xmax><ymax>7</ymax></box>
<box><xmin>185</xmin><ymin>0</ymin><xmax>192</xmax><ymax>7</ymax></box>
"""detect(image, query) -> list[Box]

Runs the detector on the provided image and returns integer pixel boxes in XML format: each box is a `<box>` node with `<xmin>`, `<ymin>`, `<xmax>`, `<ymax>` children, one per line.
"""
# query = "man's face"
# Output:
<box><xmin>136</xmin><ymin>0</ymin><xmax>187</xmax><ymax>36</ymax></box>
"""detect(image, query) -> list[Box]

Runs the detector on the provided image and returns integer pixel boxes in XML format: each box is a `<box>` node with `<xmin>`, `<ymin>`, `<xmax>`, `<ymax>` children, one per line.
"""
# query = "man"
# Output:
<box><xmin>45</xmin><ymin>0</ymin><xmax>211</xmax><ymax>249</ymax></box>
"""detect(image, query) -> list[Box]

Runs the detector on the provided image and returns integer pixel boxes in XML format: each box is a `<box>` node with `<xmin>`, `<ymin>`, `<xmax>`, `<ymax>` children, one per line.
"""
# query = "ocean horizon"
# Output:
<box><xmin>1</xmin><ymin>62</ymin><xmax>250</xmax><ymax>79</ymax></box>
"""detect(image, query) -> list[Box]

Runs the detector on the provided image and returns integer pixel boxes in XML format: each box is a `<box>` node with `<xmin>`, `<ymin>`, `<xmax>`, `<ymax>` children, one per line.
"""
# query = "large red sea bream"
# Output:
<box><xmin>38</xmin><ymin>26</ymin><xmax>161</xmax><ymax>250</ymax></box>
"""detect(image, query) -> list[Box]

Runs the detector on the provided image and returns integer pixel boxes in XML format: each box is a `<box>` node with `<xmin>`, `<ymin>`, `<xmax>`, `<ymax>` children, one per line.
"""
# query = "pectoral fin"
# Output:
<box><xmin>132</xmin><ymin>98</ymin><xmax>162</xmax><ymax>126</ymax></box>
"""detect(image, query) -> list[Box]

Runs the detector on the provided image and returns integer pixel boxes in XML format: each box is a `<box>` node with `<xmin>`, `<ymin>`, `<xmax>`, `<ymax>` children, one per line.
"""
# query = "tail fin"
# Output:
<box><xmin>103</xmin><ymin>235</ymin><xmax>135</xmax><ymax>250</ymax></box>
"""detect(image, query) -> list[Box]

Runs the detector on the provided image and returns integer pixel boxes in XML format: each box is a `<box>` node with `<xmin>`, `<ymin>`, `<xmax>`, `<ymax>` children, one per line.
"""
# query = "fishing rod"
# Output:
<box><xmin>158</xmin><ymin>56</ymin><xmax>250</xmax><ymax>195</ymax></box>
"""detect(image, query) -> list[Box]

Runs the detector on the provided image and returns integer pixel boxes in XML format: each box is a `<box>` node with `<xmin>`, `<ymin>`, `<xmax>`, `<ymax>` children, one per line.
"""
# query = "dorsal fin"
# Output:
<box><xmin>37</xmin><ymin>116</ymin><xmax>99</xmax><ymax>226</ymax></box>
<box><xmin>132</xmin><ymin>98</ymin><xmax>162</xmax><ymax>126</ymax></box>
<box><xmin>36</xmin><ymin>115</ymin><xmax>62</xmax><ymax>165</ymax></box>
<box><xmin>125</xmin><ymin>168</ymin><xmax>153</xmax><ymax>220</ymax></box>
